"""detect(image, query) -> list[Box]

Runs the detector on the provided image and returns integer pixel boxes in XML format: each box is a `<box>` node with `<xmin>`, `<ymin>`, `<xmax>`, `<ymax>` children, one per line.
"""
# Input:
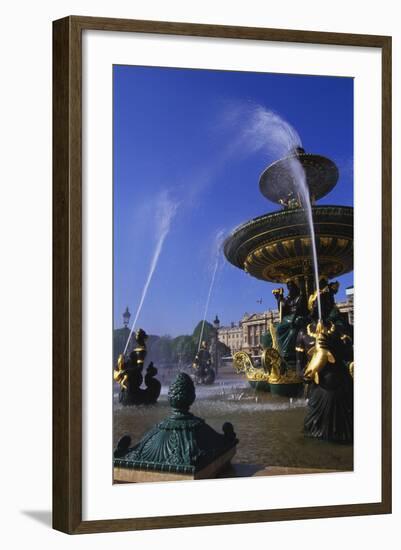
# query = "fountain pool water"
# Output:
<box><xmin>113</xmin><ymin>372</ymin><xmax>353</xmax><ymax>472</ymax></box>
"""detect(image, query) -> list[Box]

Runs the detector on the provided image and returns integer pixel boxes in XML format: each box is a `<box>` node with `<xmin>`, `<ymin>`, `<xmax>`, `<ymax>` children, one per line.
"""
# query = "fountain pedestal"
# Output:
<box><xmin>114</xmin><ymin>373</ymin><xmax>238</xmax><ymax>482</ymax></box>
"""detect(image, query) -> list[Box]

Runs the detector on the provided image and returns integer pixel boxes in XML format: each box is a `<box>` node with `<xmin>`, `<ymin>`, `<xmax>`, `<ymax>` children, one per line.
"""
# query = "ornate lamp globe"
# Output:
<box><xmin>213</xmin><ymin>315</ymin><xmax>220</xmax><ymax>329</ymax></box>
<box><xmin>122</xmin><ymin>306</ymin><xmax>131</xmax><ymax>328</ymax></box>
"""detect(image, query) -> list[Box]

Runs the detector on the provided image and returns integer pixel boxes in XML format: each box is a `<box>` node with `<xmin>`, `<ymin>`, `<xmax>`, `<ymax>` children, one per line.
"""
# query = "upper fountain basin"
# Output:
<box><xmin>259</xmin><ymin>150</ymin><xmax>339</xmax><ymax>205</ymax></box>
<box><xmin>223</xmin><ymin>205</ymin><xmax>353</xmax><ymax>283</ymax></box>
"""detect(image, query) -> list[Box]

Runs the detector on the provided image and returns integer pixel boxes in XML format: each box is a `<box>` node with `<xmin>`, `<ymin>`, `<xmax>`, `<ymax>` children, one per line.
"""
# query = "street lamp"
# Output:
<box><xmin>213</xmin><ymin>315</ymin><xmax>220</xmax><ymax>376</ymax></box>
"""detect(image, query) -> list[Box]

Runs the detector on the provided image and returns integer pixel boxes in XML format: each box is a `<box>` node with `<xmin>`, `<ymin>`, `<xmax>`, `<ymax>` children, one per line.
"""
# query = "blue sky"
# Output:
<box><xmin>113</xmin><ymin>65</ymin><xmax>353</xmax><ymax>336</ymax></box>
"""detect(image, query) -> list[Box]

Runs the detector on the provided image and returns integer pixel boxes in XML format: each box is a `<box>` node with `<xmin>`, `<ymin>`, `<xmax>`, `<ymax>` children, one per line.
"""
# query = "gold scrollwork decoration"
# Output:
<box><xmin>233</xmin><ymin>351</ymin><xmax>269</xmax><ymax>382</ymax></box>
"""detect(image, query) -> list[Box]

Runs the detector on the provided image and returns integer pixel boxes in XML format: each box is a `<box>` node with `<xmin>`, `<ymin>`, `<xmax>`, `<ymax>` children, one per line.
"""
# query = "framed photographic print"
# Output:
<box><xmin>53</xmin><ymin>16</ymin><xmax>392</xmax><ymax>534</ymax></box>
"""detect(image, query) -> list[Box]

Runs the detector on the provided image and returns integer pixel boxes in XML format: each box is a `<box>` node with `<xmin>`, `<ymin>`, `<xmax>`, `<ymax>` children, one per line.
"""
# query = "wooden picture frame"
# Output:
<box><xmin>53</xmin><ymin>15</ymin><xmax>392</xmax><ymax>534</ymax></box>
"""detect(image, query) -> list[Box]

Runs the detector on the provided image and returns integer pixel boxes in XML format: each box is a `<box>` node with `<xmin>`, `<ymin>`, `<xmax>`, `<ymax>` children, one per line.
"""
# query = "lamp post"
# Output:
<box><xmin>122</xmin><ymin>307</ymin><xmax>131</xmax><ymax>354</ymax></box>
<box><xmin>213</xmin><ymin>314</ymin><xmax>220</xmax><ymax>377</ymax></box>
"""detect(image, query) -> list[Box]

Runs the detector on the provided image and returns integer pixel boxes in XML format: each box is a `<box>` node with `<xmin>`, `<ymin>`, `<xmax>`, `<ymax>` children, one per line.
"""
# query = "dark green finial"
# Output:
<box><xmin>167</xmin><ymin>372</ymin><xmax>196</xmax><ymax>413</ymax></box>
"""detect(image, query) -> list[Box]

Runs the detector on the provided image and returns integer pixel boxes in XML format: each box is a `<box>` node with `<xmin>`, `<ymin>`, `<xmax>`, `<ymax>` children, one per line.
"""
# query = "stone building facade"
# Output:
<box><xmin>217</xmin><ymin>322</ymin><xmax>243</xmax><ymax>354</ymax></box>
<box><xmin>240</xmin><ymin>310</ymin><xmax>280</xmax><ymax>354</ymax></box>
<box><xmin>218</xmin><ymin>309</ymin><xmax>280</xmax><ymax>355</ymax></box>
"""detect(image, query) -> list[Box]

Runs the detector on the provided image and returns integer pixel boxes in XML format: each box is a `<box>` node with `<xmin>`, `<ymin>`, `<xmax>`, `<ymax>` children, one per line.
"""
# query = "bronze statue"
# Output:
<box><xmin>133</xmin><ymin>328</ymin><xmax>147</xmax><ymax>367</ymax></box>
<box><xmin>192</xmin><ymin>340</ymin><xmax>215</xmax><ymax>385</ymax></box>
<box><xmin>114</xmin><ymin>328</ymin><xmax>161</xmax><ymax>406</ymax></box>
<box><xmin>296</xmin><ymin>282</ymin><xmax>354</xmax><ymax>443</ymax></box>
<box><xmin>269</xmin><ymin>280</ymin><xmax>307</xmax><ymax>363</ymax></box>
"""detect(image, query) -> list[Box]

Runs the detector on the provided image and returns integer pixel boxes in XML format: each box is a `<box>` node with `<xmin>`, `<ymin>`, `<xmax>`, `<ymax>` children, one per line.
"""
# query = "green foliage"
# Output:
<box><xmin>147</xmin><ymin>335</ymin><xmax>172</xmax><ymax>365</ymax></box>
<box><xmin>173</xmin><ymin>335</ymin><xmax>196</xmax><ymax>365</ymax></box>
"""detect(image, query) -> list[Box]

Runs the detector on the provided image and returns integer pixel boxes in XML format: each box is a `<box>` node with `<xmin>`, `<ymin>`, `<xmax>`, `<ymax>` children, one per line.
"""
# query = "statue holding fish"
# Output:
<box><xmin>296</xmin><ymin>281</ymin><xmax>354</xmax><ymax>443</ymax></box>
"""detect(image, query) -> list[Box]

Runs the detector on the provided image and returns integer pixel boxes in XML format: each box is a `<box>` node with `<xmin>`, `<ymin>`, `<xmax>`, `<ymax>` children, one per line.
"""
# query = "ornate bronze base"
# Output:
<box><xmin>233</xmin><ymin>350</ymin><xmax>303</xmax><ymax>397</ymax></box>
<box><xmin>113</xmin><ymin>373</ymin><xmax>238</xmax><ymax>482</ymax></box>
<box><xmin>114</xmin><ymin>447</ymin><xmax>236</xmax><ymax>483</ymax></box>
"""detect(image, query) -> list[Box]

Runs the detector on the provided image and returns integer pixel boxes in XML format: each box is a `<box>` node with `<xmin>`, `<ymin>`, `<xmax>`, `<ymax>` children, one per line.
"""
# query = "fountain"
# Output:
<box><xmin>114</xmin><ymin>328</ymin><xmax>161</xmax><ymax>405</ymax></box>
<box><xmin>224</xmin><ymin>147</ymin><xmax>354</xmax><ymax>408</ymax></box>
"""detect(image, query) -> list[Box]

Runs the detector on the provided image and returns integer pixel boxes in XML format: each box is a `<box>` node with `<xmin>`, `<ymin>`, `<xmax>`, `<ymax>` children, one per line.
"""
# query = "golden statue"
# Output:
<box><xmin>303</xmin><ymin>321</ymin><xmax>336</xmax><ymax>384</ymax></box>
<box><xmin>113</xmin><ymin>353</ymin><xmax>128</xmax><ymax>390</ymax></box>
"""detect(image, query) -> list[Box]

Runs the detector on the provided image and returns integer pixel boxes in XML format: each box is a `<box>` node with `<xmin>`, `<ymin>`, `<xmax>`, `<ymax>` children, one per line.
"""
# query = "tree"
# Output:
<box><xmin>149</xmin><ymin>336</ymin><xmax>173</xmax><ymax>365</ymax></box>
<box><xmin>177</xmin><ymin>336</ymin><xmax>196</xmax><ymax>365</ymax></box>
<box><xmin>142</xmin><ymin>321</ymin><xmax>224</xmax><ymax>369</ymax></box>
